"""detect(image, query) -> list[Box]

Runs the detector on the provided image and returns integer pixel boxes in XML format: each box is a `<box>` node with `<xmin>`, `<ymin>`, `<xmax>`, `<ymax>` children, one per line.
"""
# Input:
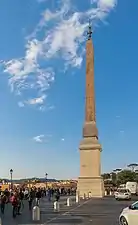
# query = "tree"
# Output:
<box><xmin>127</xmin><ymin>163</ymin><xmax>138</xmax><ymax>172</ymax></box>
<box><xmin>113</xmin><ymin>168</ymin><xmax>122</xmax><ymax>173</ymax></box>
<box><xmin>110</xmin><ymin>172</ymin><xmax>117</xmax><ymax>185</ymax></box>
<box><xmin>117</xmin><ymin>169</ymin><xmax>137</xmax><ymax>184</ymax></box>
<box><xmin>109</xmin><ymin>169</ymin><xmax>122</xmax><ymax>186</ymax></box>
<box><xmin>102</xmin><ymin>173</ymin><xmax>111</xmax><ymax>180</ymax></box>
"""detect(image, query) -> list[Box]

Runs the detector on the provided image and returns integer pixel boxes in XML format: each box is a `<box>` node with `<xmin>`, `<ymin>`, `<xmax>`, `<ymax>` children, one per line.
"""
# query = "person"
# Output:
<box><xmin>0</xmin><ymin>192</ymin><xmax>7</xmax><ymax>214</ymax></box>
<box><xmin>19</xmin><ymin>189</ymin><xmax>24</xmax><ymax>212</ymax></box>
<box><xmin>35</xmin><ymin>188</ymin><xmax>41</xmax><ymax>206</ymax></box>
<box><xmin>11</xmin><ymin>192</ymin><xmax>19</xmax><ymax>218</ymax></box>
<box><xmin>54</xmin><ymin>190</ymin><xmax>60</xmax><ymax>202</ymax></box>
<box><xmin>24</xmin><ymin>189</ymin><xmax>29</xmax><ymax>199</ymax></box>
<box><xmin>44</xmin><ymin>188</ymin><xmax>46</xmax><ymax>196</ymax></box>
<box><xmin>47</xmin><ymin>188</ymin><xmax>51</xmax><ymax>201</ymax></box>
<box><xmin>4</xmin><ymin>189</ymin><xmax>10</xmax><ymax>203</ymax></box>
<box><xmin>28</xmin><ymin>189</ymin><xmax>34</xmax><ymax>210</ymax></box>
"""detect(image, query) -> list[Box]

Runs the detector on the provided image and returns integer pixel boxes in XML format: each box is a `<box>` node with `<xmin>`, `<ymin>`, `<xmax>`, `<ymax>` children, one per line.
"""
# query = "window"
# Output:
<box><xmin>132</xmin><ymin>202</ymin><xmax>138</xmax><ymax>210</ymax></box>
<box><xmin>118</xmin><ymin>189</ymin><xmax>127</xmax><ymax>193</ymax></box>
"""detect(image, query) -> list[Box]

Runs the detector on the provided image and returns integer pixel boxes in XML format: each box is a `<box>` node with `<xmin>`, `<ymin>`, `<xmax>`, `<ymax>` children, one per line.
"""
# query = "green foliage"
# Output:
<box><xmin>117</xmin><ymin>170</ymin><xmax>137</xmax><ymax>184</ymax></box>
<box><xmin>111</xmin><ymin>172</ymin><xmax>117</xmax><ymax>185</ymax></box>
<box><xmin>103</xmin><ymin>166</ymin><xmax>138</xmax><ymax>186</ymax></box>
<box><xmin>127</xmin><ymin>163</ymin><xmax>138</xmax><ymax>171</ymax></box>
<box><xmin>102</xmin><ymin>173</ymin><xmax>111</xmax><ymax>180</ymax></box>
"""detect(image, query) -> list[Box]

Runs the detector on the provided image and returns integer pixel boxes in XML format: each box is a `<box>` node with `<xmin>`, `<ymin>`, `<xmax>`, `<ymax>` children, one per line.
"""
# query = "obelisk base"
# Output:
<box><xmin>77</xmin><ymin>176</ymin><xmax>104</xmax><ymax>198</ymax></box>
<box><xmin>77</xmin><ymin>135</ymin><xmax>104</xmax><ymax>198</ymax></box>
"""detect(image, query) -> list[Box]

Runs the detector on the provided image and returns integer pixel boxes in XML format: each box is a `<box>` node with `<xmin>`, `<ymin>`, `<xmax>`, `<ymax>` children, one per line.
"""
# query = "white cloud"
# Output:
<box><xmin>39</xmin><ymin>104</ymin><xmax>55</xmax><ymax>111</ymax></box>
<box><xmin>44</xmin><ymin>14</ymin><xmax>86</xmax><ymax>67</ymax></box>
<box><xmin>19</xmin><ymin>96</ymin><xmax>55</xmax><ymax>111</ymax></box>
<box><xmin>3</xmin><ymin>39</ymin><xmax>55</xmax><ymax>98</ymax></box>
<box><xmin>33</xmin><ymin>134</ymin><xmax>52</xmax><ymax>143</ymax></box>
<box><xmin>26</xmin><ymin>95</ymin><xmax>46</xmax><ymax>105</ymax></box>
<box><xmin>1</xmin><ymin>0</ymin><xmax>117</xmax><ymax>108</ymax></box>
<box><xmin>61</xmin><ymin>138</ymin><xmax>65</xmax><ymax>141</ymax></box>
<box><xmin>98</xmin><ymin>0</ymin><xmax>117</xmax><ymax>10</ymax></box>
<box><xmin>33</xmin><ymin>135</ymin><xmax>45</xmax><ymax>143</ymax></box>
<box><xmin>18</xmin><ymin>95</ymin><xmax>47</xmax><ymax>110</ymax></box>
<box><xmin>18</xmin><ymin>101</ymin><xmax>25</xmax><ymax>107</ymax></box>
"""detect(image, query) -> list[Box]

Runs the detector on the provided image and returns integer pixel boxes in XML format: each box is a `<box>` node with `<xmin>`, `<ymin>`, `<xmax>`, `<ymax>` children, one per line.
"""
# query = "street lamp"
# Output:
<box><xmin>45</xmin><ymin>173</ymin><xmax>48</xmax><ymax>189</ymax></box>
<box><xmin>10</xmin><ymin>169</ymin><xmax>13</xmax><ymax>189</ymax></box>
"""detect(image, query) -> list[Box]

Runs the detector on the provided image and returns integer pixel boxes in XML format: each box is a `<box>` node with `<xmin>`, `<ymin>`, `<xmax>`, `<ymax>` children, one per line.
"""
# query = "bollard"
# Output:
<box><xmin>67</xmin><ymin>198</ymin><xmax>72</xmax><ymax>206</ymax></box>
<box><xmin>105</xmin><ymin>190</ymin><xmax>107</xmax><ymax>196</ymax></box>
<box><xmin>54</xmin><ymin>201</ymin><xmax>60</xmax><ymax>211</ymax></box>
<box><xmin>86</xmin><ymin>193</ymin><xmax>89</xmax><ymax>199</ymax></box>
<box><xmin>88</xmin><ymin>192</ymin><xmax>92</xmax><ymax>198</ymax></box>
<box><xmin>83</xmin><ymin>193</ymin><xmax>86</xmax><ymax>199</ymax></box>
<box><xmin>76</xmin><ymin>194</ymin><xmax>79</xmax><ymax>203</ymax></box>
<box><xmin>32</xmin><ymin>206</ymin><xmax>40</xmax><ymax>221</ymax></box>
<box><xmin>110</xmin><ymin>191</ymin><xmax>112</xmax><ymax>196</ymax></box>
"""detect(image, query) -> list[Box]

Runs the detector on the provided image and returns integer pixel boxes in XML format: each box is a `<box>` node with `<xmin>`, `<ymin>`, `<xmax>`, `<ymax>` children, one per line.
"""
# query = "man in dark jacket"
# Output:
<box><xmin>35</xmin><ymin>188</ymin><xmax>41</xmax><ymax>206</ymax></box>
<box><xmin>28</xmin><ymin>189</ymin><xmax>35</xmax><ymax>210</ymax></box>
<box><xmin>0</xmin><ymin>192</ymin><xmax>7</xmax><ymax>214</ymax></box>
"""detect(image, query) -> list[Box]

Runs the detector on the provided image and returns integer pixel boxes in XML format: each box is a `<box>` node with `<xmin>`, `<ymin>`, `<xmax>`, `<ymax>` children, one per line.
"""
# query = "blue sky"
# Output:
<box><xmin>0</xmin><ymin>0</ymin><xmax>137</xmax><ymax>179</ymax></box>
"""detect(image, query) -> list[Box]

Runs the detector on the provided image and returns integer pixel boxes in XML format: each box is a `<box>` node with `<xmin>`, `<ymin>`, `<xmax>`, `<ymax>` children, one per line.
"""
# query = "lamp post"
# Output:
<box><xmin>45</xmin><ymin>173</ymin><xmax>48</xmax><ymax>189</ymax></box>
<box><xmin>10</xmin><ymin>169</ymin><xmax>13</xmax><ymax>189</ymax></box>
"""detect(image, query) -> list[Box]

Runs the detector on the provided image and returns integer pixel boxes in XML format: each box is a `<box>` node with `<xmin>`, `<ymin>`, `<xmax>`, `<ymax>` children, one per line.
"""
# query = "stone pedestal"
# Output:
<box><xmin>77</xmin><ymin>134</ymin><xmax>104</xmax><ymax>198</ymax></box>
<box><xmin>77</xmin><ymin>176</ymin><xmax>104</xmax><ymax>198</ymax></box>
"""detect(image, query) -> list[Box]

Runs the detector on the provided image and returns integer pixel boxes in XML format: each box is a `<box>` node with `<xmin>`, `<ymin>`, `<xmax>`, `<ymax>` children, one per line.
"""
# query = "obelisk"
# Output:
<box><xmin>77</xmin><ymin>24</ymin><xmax>104</xmax><ymax>198</ymax></box>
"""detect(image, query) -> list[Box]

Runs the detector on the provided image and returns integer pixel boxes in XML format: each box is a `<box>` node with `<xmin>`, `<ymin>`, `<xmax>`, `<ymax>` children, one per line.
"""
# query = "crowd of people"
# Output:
<box><xmin>0</xmin><ymin>186</ymin><xmax>76</xmax><ymax>218</ymax></box>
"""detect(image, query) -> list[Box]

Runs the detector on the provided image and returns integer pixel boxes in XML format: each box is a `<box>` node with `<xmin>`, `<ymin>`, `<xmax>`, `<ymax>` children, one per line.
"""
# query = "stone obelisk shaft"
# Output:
<box><xmin>85</xmin><ymin>39</ymin><xmax>96</xmax><ymax>123</ymax></box>
<box><xmin>83</xmin><ymin>39</ymin><xmax>98</xmax><ymax>139</ymax></box>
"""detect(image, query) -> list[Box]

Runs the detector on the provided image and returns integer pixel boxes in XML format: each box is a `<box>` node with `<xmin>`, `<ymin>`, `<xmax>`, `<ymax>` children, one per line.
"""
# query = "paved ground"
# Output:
<box><xmin>0</xmin><ymin>196</ymin><xmax>138</xmax><ymax>224</ymax></box>
<box><xmin>0</xmin><ymin>196</ymin><xmax>75</xmax><ymax>224</ymax></box>
<box><xmin>45</xmin><ymin>196</ymin><xmax>138</xmax><ymax>225</ymax></box>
